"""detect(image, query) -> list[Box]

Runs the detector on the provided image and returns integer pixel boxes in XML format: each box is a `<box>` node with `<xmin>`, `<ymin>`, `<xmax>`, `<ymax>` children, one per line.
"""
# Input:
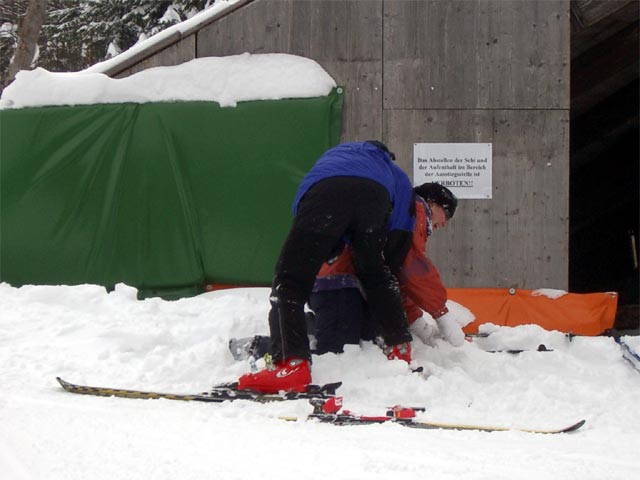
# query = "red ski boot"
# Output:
<box><xmin>384</xmin><ymin>342</ymin><xmax>412</xmax><ymax>363</ymax></box>
<box><xmin>237</xmin><ymin>358</ymin><xmax>311</xmax><ymax>394</ymax></box>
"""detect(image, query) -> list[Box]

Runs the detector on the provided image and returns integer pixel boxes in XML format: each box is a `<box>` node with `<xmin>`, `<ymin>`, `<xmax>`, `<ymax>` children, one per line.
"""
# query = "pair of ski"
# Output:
<box><xmin>56</xmin><ymin>377</ymin><xmax>585</xmax><ymax>434</ymax></box>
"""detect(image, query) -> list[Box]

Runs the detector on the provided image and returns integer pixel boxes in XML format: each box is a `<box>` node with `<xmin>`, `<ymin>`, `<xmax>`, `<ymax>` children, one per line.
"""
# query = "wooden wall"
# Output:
<box><xmin>116</xmin><ymin>0</ymin><xmax>570</xmax><ymax>290</ymax></box>
<box><xmin>382</xmin><ymin>1</ymin><xmax>570</xmax><ymax>289</ymax></box>
<box><xmin>196</xmin><ymin>0</ymin><xmax>385</xmax><ymax>141</ymax></box>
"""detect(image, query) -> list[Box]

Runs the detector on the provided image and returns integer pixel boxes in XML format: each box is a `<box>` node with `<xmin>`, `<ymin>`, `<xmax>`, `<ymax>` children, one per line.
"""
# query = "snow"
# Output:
<box><xmin>1</xmin><ymin>282</ymin><xmax>639</xmax><ymax>480</ymax></box>
<box><xmin>623</xmin><ymin>334</ymin><xmax>640</xmax><ymax>351</ymax></box>
<box><xmin>444</xmin><ymin>299</ymin><xmax>476</xmax><ymax>326</ymax></box>
<box><xmin>532</xmin><ymin>288</ymin><xmax>568</xmax><ymax>299</ymax></box>
<box><xmin>0</xmin><ymin>53</ymin><xmax>337</xmax><ymax>109</ymax></box>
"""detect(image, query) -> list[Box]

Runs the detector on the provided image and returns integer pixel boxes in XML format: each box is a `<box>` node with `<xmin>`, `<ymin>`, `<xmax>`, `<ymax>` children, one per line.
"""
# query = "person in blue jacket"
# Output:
<box><xmin>237</xmin><ymin>141</ymin><xmax>416</xmax><ymax>393</ymax></box>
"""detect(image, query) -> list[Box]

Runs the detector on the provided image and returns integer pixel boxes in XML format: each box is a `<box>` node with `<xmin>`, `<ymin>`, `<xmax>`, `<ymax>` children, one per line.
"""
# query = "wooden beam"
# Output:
<box><xmin>571</xmin><ymin>22</ymin><xmax>639</xmax><ymax>117</ymax></box>
<box><xmin>100</xmin><ymin>0</ymin><xmax>254</xmax><ymax>78</ymax></box>
<box><xmin>571</xmin><ymin>80</ymin><xmax>638</xmax><ymax>170</ymax></box>
<box><xmin>571</xmin><ymin>0</ymin><xmax>633</xmax><ymax>28</ymax></box>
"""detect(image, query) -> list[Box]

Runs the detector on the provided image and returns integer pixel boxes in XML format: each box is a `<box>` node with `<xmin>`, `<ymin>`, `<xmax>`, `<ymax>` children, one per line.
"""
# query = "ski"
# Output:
<box><xmin>465</xmin><ymin>333</ymin><xmax>555</xmax><ymax>354</ymax></box>
<box><xmin>281</xmin><ymin>398</ymin><xmax>586</xmax><ymax>434</ymax></box>
<box><xmin>485</xmin><ymin>345</ymin><xmax>554</xmax><ymax>354</ymax></box>
<box><xmin>56</xmin><ymin>377</ymin><xmax>341</xmax><ymax>403</ymax></box>
<box><xmin>287</xmin><ymin>414</ymin><xmax>586</xmax><ymax>434</ymax></box>
<box><xmin>616</xmin><ymin>337</ymin><xmax>640</xmax><ymax>374</ymax></box>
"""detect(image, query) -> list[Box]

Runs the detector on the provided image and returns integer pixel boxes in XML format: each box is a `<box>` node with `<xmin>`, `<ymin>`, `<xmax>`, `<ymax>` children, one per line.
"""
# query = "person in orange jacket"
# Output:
<box><xmin>309</xmin><ymin>183</ymin><xmax>465</xmax><ymax>354</ymax></box>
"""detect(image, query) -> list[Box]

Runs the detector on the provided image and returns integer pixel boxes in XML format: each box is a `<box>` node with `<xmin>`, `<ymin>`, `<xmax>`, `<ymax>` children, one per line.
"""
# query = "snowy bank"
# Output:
<box><xmin>0</xmin><ymin>53</ymin><xmax>336</xmax><ymax>109</ymax></box>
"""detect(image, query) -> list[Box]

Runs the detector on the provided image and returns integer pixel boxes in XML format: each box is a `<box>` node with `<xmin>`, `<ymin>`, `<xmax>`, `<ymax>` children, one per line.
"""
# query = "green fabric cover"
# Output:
<box><xmin>0</xmin><ymin>88</ymin><xmax>343</xmax><ymax>298</ymax></box>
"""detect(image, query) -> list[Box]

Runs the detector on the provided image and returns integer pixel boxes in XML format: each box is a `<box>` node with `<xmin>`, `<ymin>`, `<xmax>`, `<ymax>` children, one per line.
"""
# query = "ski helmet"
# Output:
<box><xmin>414</xmin><ymin>183</ymin><xmax>458</xmax><ymax>219</ymax></box>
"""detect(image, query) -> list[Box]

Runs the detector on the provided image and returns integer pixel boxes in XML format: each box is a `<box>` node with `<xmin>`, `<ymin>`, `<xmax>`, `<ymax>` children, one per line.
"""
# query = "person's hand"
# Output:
<box><xmin>435</xmin><ymin>311</ymin><xmax>465</xmax><ymax>347</ymax></box>
<box><xmin>409</xmin><ymin>317</ymin><xmax>438</xmax><ymax>346</ymax></box>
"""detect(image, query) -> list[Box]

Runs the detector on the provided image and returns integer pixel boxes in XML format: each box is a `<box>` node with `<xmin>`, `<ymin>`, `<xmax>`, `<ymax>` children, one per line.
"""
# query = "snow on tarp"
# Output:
<box><xmin>0</xmin><ymin>53</ymin><xmax>337</xmax><ymax>109</ymax></box>
<box><xmin>532</xmin><ymin>288</ymin><xmax>568</xmax><ymax>299</ymax></box>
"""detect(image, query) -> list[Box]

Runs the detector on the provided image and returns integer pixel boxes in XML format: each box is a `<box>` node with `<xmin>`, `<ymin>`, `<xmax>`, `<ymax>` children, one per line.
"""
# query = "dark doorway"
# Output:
<box><xmin>569</xmin><ymin>1</ymin><xmax>639</xmax><ymax>328</ymax></box>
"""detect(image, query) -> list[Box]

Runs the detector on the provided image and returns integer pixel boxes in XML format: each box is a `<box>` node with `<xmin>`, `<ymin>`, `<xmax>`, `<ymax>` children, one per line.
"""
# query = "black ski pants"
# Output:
<box><xmin>309</xmin><ymin>288</ymin><xmax>377</xmax><ymax>355</ymax></box>
<box><xmin>269</xmin><ymin>176</ymin><xmax>411</xmax><ymax>363</ymax></box>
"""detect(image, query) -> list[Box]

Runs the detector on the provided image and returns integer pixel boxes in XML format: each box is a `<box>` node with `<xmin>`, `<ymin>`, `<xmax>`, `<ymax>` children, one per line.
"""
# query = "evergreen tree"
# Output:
<box><xmin>1</xmin><ymin>0</ymin><xmax>213</xmax><ymax>91</ymax></box>
<box><xmin>0</xmin><ymin>0</ymin><xmax>29</xmax><ymax>88</ymax></box>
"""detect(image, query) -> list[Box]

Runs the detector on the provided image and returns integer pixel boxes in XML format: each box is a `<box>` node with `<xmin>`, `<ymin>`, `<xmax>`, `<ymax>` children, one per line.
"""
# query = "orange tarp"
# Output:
<box><xmin>447</xmin><ymin>288</ymin><xmax>618</xmax><ymax>336</ymax></box>
<box><xmin>207</xmin><ymin>284</ymin><xmax>619</xmax><ymax>337</ymax></box>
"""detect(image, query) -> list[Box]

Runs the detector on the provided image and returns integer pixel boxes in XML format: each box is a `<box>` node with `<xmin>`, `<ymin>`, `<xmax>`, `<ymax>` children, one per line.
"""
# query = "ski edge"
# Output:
<box><xmin>281</xmin><ymin>414</ymin><xmax>586</xmax><ymax>434</ymax></box>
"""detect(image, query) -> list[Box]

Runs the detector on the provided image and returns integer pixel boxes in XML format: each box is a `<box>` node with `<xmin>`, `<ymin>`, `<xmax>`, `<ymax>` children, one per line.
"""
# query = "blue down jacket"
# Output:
<box><xmin>293</xmin><ymin>142</ymin><xmax>415</xmax><ymax>233</ymax></box>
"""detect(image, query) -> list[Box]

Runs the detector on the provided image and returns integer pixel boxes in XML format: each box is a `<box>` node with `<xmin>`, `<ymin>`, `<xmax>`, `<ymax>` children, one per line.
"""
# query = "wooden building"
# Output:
<box><xmin>96</xmin><ymin>0</ymin><xmax>639</xmax><ymax>301</ymax></box>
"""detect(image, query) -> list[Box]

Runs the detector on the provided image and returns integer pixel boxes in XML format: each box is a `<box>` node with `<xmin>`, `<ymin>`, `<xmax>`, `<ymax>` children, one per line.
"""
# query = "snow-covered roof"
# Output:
<box><xmin>0</xmin><ymin>53</ymin><xmax>337</xmax><ymax>109</ymax></box>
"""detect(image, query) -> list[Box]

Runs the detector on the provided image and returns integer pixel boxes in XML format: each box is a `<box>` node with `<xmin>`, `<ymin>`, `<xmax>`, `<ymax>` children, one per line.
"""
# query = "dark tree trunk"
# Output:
<box><xmin>7</xmin><ymin>0</ymin><xmax>48</xmax><ymax>82</ymax></box>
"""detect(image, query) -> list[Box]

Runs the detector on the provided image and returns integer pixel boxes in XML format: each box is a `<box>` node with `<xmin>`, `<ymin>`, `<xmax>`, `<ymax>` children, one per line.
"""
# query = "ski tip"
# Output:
<box><xmin>564</xmin><ymin>419</ymin><xmax>586</xmax><ymax>433</ymax></box>
<box><xmin>526</xmin><ymin>418</ymin><xmax>587</xmax><ymax>434</ymax></box>
<box><xmin>305</xmin><ymin>381</ymin><xmax>342</xmax><ymax>395</ymax></box>
<box><xmin>280</xmin><ymin>415</ymin><xmax>300</xmax><ymax>422</ymax></box>
<box><xmin>210</xmin><ymin>381</ymin><xmax>239</xmax><ymax>392</ymax></box>
<box><xmin>323</xmin><ymin>381</ymin><xmax>342</xmax><ymax>391</ymax></box>
<box><xmin>56</xmin><ymin>377</ymin><xmax>75</xmax><ymax>392</ymax></box>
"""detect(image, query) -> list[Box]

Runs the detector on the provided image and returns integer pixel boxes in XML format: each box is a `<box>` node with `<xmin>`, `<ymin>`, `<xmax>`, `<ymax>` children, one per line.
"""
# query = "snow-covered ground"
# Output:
<box><xmin>1</xmin><ymin>283</ymin><xmax>639</xmax><ymax>480</ymax></box>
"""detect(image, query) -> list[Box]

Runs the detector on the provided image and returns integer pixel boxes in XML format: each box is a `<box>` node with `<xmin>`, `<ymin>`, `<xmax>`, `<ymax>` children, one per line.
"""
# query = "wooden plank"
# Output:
<box><xmin>571</xmin><ymin>80</ymin><xmax>639</xmax><ymax>170</ymax></box>
<box><xmin>383</xmin><ymin>0</ymin><xmax>570</xmax><ymax>109</ymax></box>
<box><xmin>322</xmin><ymin>60</ymin><xmax>382</xmax><ymax>141</ymax></box>
<box><xmin>571</xmin><ymin>0</ymin><xmax>633</xmax><ymax>28</ymax></box>
<box><xmin>384</xmin><ymin>109</ymin><xmax>570</xmax><ymax>289</ymax></box>
<box><xmin>197</xmin><ymin>0</ymin><xmax>384</xmax><ymax>140</ymax></box>
<box><xmin>293</xmin><ymin>0</ymin><xmax>383</xmax><ymax>140</ymax></box>
<box><xmin>114</xmin><ymin>35</ymin><xmax>196</xmax><ymax>78</ymax></box>
<box><xmin>571</xmin><ymin>22</ymin><xmax>639</xmax><ymax>117</ymax></box>
<box><xmin>570</xmin><ymin>1</ymin><xmax>638</xmax><ymax>58</ymax></box>
<box><xmin>196</xmin><ymin>0</ymin><xmax>291</xmax><ymax>56</ymax></box>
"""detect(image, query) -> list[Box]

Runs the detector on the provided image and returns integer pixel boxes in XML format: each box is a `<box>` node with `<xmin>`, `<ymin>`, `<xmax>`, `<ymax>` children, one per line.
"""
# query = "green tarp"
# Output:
<box><xmin>0</xmin><ymin>88</ymin><xmax>343</xmax><ymax>298</ymax></box>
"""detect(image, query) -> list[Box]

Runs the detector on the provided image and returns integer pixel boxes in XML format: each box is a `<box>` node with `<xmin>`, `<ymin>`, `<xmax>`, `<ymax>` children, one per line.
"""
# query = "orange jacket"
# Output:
<box><xmin>316</xmin><ymin>199</ymin><xmax>448</xmax><ymax>323</ymax></box>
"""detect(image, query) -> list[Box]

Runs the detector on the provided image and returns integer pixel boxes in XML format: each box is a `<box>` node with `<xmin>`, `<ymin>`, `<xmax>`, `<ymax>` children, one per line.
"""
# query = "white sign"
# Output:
<box><xmin>413</xmin><ymin>143</ymin><xmax>492</xmax><ymax>199</ymax></box>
